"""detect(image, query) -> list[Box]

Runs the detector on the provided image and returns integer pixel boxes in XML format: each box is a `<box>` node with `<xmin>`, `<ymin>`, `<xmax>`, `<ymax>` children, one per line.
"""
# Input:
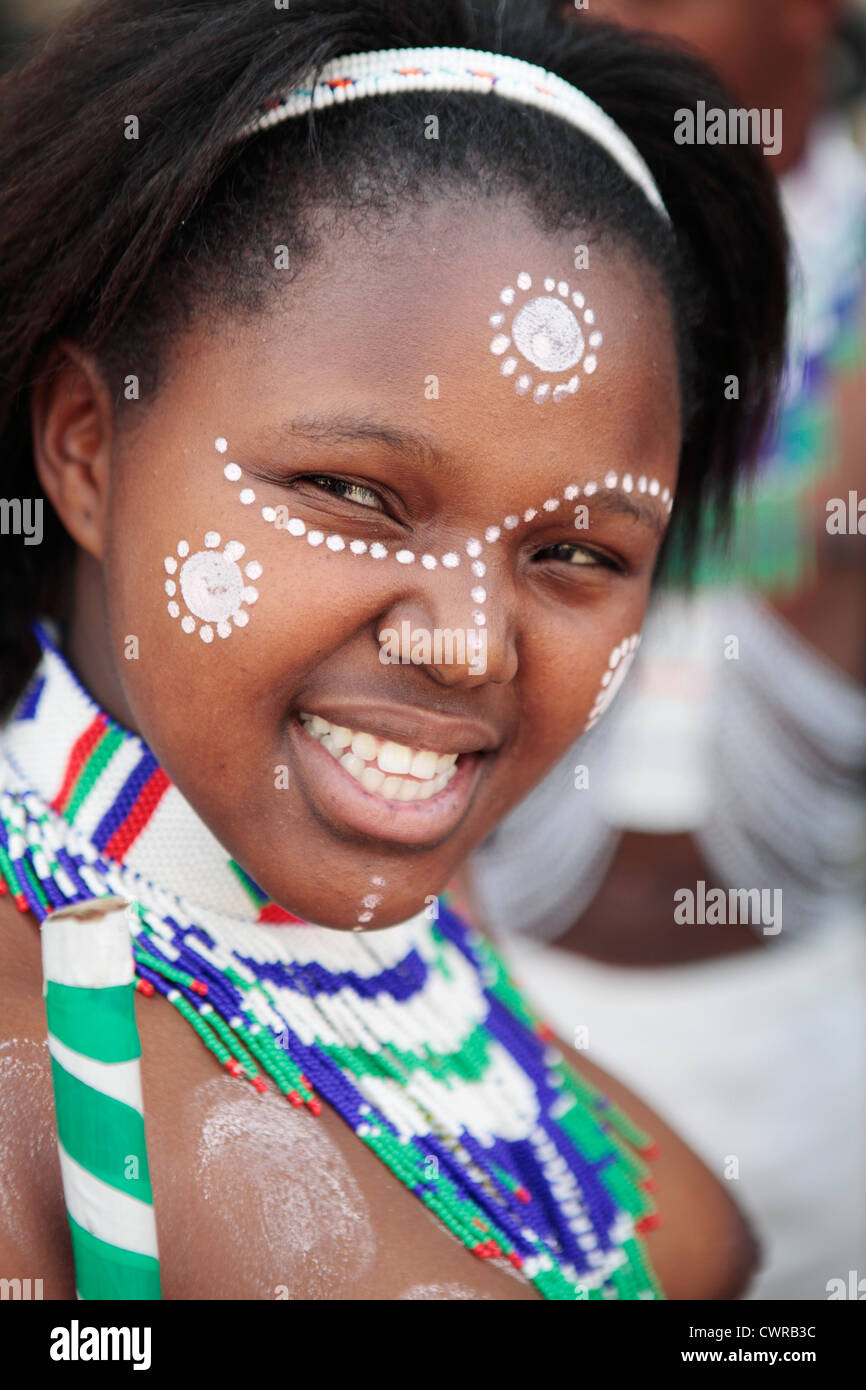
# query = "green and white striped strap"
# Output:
<box><xmin>41</xmin><ymin>897</ymin><xmax>161</xmax><ymax>1300</ymax></box>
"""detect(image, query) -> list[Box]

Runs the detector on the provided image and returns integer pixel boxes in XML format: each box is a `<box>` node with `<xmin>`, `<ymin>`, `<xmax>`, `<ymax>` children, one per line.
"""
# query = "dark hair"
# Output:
<box><xmin>0</xmin><ymin>0</ymin><xmax>787</xmax><ymax>712</ymax></box>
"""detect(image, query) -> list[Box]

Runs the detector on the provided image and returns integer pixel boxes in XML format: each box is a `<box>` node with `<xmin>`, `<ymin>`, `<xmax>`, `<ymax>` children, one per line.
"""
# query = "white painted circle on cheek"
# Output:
<box><xmin>511</xmin><ymin>296</ymin><xmax>584</xmax><ymax>373</ymax></box>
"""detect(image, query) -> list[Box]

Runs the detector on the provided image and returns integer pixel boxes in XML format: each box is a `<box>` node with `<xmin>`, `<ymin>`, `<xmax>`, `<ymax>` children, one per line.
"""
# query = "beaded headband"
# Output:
<box><xmin>234</xmin><ymin>45</ymin><xmax>670</xmax><ymax>220</ymax></box>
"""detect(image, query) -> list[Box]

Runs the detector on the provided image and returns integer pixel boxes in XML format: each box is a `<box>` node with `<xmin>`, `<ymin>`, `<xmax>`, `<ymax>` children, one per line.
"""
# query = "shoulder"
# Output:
<box><xmin>559</xmin><ymin>1038</ymin><xmax>759</xmax><ymax>1300</ymax></box>
<box><xmin>0</xmin><ymin>893</ymin><xmax>76</xmax><ymax>1295</ymax></box>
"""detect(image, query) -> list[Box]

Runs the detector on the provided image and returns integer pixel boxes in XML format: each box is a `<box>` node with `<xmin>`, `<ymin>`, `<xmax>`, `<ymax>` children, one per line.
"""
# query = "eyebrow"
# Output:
<box><xmin>268</xmin><ymin>412</ymin><xmax>671</xmax><ymax>536</ymax></box>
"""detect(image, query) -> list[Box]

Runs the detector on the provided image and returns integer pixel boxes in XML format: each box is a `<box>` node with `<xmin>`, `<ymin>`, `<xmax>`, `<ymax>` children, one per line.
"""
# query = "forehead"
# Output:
<box><xmin>172</xmin><ymin>197</ymin><xmax>680</xmax><ymax>486</ymax></box>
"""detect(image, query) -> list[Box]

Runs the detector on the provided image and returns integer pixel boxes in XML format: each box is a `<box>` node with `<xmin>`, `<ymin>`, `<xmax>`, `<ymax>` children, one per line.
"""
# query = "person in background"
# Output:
<box><xmin>467</xmin><ymin>0</ymin><xmax>866</xmax><ymax>1299</ymax></box>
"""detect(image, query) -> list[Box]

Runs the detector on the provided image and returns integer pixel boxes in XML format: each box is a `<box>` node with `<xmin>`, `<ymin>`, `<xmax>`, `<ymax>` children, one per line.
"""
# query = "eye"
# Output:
<box><xmin>304</xmin><ymin>475</ymin><xmax>384</xmax><ymax>511</ymax></box>
<box><xmin>534</xmin><ymin>541</ymin><xmax>621</xmax><ymax>572</ymax></box>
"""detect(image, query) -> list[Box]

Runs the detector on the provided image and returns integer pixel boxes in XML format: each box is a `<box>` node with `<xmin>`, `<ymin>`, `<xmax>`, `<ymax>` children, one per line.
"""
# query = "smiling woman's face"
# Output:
<box><xmin>57</xmin><ymin>197</ymin><xmax>680</xmax><ymax>928</ymax></box>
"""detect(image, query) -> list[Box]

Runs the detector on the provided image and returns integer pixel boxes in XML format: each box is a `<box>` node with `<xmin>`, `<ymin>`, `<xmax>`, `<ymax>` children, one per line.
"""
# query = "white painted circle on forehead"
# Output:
<box><xmin>511</xmin><ymin>297</ymin><xmax>584</xmax><ymax>373</ymax></box>
<box><xmin>180</xmin><ymin>550</ymin><xmax>245</xmax><ymax>625</ymax></box>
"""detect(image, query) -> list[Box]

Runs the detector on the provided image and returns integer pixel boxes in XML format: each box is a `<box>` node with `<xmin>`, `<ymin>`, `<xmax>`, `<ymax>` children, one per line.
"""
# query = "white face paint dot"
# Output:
<box><xmin>524</xmin><ymin>508</ymin><xmax>537</xmax><ymax>522</ymax></box>
<box><xmin>262</xmin><ymin>506</ymin><xmax>276</xmax><ymax>523</ymax></box>
<box><xmin>217</xmin><ymin>621</ymin><xmax>231</xmax><ymax>639</ymax></box>
<box><xmin>165</xmin><ymin>579</ymin><xmax>176</xmax><ymax>596</ymax></box>
<box><xmin>215</xmin><ymin>438</ymin><xmax>227</xmax><ymax>453</ymax></box>
<box><xmin>473</xmin><ymin>611</ymin><xmax>486</xmax><ymax>627</ymax></box>
<box><xmin>471</xmin><ymin>560</ymin><xmax>486</xmax><ymax>577</ymax></box>
<box><xmin>178</xmin><ymin>541</ymin><xmax>189</xmax><ymax>557</ymax></box>
<box><xmin>485</xmin><ymin>527</ymin><xmax>500</xmax><ymax>543</ymax></box>
<box><xmin>471</xmin><ymin>587</ymin><xmax>486</xmax><ymax>603</ymax></box>
<box><xmin>500</xmin><ymin>286</ymin><xmax>515</xmax><ymax>305</ymax></box>
<box><xmin>564</xmin><ymin>485</ymin><xmax>579</xmax><ymax>500</ymax></box>
<box><xmin>234</xmin><ymin>610</ymin><xmax>249</xmax><ymax>627</ymax></box>
<box><xmin>326</xmin><ymin>535</ymin><xmax>346</xmax><ymax>552</ymax></box>
<box><xmin>421</xmin><ymin>554</ymin><xmax>437</xmax><ymax>569</ymax></box>
<box><xmin>543</xmin><ymin>498</ymin><xmax>560</xmax><ymax>511</ymax></box>
<box><xmin>466</xmin><ymin>539</ymin><xmax>482</xmax><ymax>558</ymax></box>
<box><xmin>287</xmin><ymin>518</ymin><xmax>305</xmax><ymax>536</ymax></box>
<box><xmin>442</xmin><ymin>552</ymin><xmax>459</xmax><ymax>569</ymax></box>
<box><xmin>567</xmin><ymin>376</ymin><xmax>580</xmax><ymax>394</ymax></box>
<box><xmin>517</xmin><ymin>271</ymin><xmax>532</xmax><ymax>290</ymax></box>
<box><xmin>370</xmin><ymin>542</ymin><xmax>387</xmax><ymax>559</ymax></box>
<box><xmin>638</xmin><ymin>476</ymin><xmax>648</xmax><ymax>493</ymax></box>
<box><xmin>544</xmin><ymin>277</ymin><xmax>555</xmax><ymax>291</ymax></box>
<box><xmin>167</xmin><ymin>601</ymin><xmax>179</xmax><ymax>618</ymax></box>
<box><xmin>504</xmin><ymin>515</ymin><xmax>519</xmax><ymax>529</ymax></box>
<box><xmin>501</xmin><ymin>358</ymin><xmax>518</xmax><ymax>377</ymax></box>
<box><xmin>661</xmin><ymin>487</ymin><xmax>671</xmax><ymax>504</ymax></box>
<box><xmin>181</xmin><ymin>616</ymin><xmax>195</xmax><ymax>633</ymax></box>
<box><xmin>604</xmin><ymin>472</ymin><xmax>618</xmax><ymax>489</ymax></box>
<box><xmin>205</xmin><ymin>531</ymin><xmax>220</xmax><ymax>548</ymax></box>
<box><xmin>239</xmin><ymin>489</ymin><xmax>255</xmax><ymax>505</ymax></box>
<box><xmin>350</xmin><ymin>539</ymin><xmax>368</xmax><ymax>555</ymax></box>
<box><xmin>583</xmin><ymin>309</ymin><xmax>595</xmax><ymax>325</ymax></box>
<box><xmin>572</xmin><ymin>291</ymin><xmax>585</xmax><ymax>309</ymax></box>
<box><xmin>622</xmin><ymin>474</ymin><xmax>634</xmax><ymax>493</ymax></box>
<box><xmin>516</xmin><ymin>374</ymin><xmax>532</xmax><ymax>395</ymax></box>
<box><xmin>490</xmin><ymin>335</ymin><xmax>510</xmax><ymax>355</ymax></box>
<box><xmin>200</xmin><ymin>625</ymin><xmax>214</xmax><ymax>644</ymax></box>
<box><xmin>553</xmin><ymin>385</ymin><xmax>570</xmax><ymax>402</ymax></box>
<box><xmin>307</xmin><ymin>531</ymin><xmax>324</xmax><ymax>547</ymax></box>
<box><xmin>243</xmin><ymin>587</ymin><xmax>259</xmax><ymax>604</ymax></box>
<box><xmin>164</xmin><ymin>556</ymin><xmax>177</xmax><ymax>575</ymax></box>
<box><xmin>584</xmin><ymin>481</ymin><xmax>597</xmax><ymax>496</ymax></box>
<box><xmin>395</xmin><ymin>549</ymin><xmax>414</xmax><ymax>564</ymax></box>
<box><xmin>223</xmin><ymin>463</ymin><xmax>242</xmax><ymax>482</ymax></box>
<box><xmin>489</xmin><ymin>313</ymin><xmax>505</xmax><ymax>328</ymax></box>
<box><xmin>557</xmin><ymin>281</ymin><xmax>569</xmax><ymax>297</ymax></box>
<box><xmin>583</xmin><ymin>355</ymin><xmax>597</xmax><ymax>374</ymax></box>
<box><xmin>533</xmin><ymin>384</ymin><xmax>550</xmax><ymax>404</ymax></box>
<box><xmin>589</xmin><ymin>331</ymin><xmax>603</xmax><ymax>349</ymax></box>
<box><xmin>245</xmin><ymin>561</ymin><xmax>262</xmax><ymax>579</ymax></box>
<box><xmin>649</xmin><ymin>479</ymin><xmax>660</xmax><ymax>497</ymax></box>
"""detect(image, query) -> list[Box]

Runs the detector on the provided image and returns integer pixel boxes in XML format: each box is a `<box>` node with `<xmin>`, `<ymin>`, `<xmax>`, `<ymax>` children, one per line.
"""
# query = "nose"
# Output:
<box><xmin>376</xmin><ymin>556</ymin><xmax>518</xmax><ymax>688</ymax></box>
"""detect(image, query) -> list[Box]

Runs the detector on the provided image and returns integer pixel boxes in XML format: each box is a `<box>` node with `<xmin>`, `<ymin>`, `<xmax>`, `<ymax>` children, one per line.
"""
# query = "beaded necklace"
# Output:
<box><xmin>0</xmin><ymin>625</ymin><xmax>663</xmax><ymax>1300</ymax></box>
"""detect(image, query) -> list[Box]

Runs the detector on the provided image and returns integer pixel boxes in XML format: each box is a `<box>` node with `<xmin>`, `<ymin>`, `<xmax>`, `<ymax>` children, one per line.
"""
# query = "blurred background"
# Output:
<box><xmin>4</xmin><ymin>0</ymin><xmax>865</xmax><ymax>1301</ymax></box>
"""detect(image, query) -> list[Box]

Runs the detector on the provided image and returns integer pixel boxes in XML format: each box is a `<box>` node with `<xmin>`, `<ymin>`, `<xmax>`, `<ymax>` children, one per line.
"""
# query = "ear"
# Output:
<box><xmin>30</xmin><ymin>342</ymin><xmax>115</xmax><ymax>563</ymax></box>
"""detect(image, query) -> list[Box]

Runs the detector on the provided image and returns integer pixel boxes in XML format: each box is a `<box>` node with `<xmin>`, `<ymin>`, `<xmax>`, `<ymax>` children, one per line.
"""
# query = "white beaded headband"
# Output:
<box><xmin>234</xmin><ymin>45</ymin><xmax>670</xmax><ymax>220</ymax></box>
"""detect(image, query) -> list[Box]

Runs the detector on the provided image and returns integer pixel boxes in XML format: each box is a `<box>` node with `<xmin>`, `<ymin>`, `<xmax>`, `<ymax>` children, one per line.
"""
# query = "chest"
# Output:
<box><xmin>8</xmin><ymin>969</ymin><xmax>538</xmax><ymax>1300</ymax></box>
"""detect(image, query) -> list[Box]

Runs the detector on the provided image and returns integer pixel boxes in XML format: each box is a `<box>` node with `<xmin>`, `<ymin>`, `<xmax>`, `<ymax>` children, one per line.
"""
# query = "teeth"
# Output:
<box><xmin>378</xmin><ymin>741</ymin><xmax>412</xmax><ymax>775</ymax></box>
<box><xmin>299</xmin><ymin>710</ymin><xmax>463</xmax><ymax>802</ymax></box>
<box><xmin>351</xmin><ymin>731</ymin><xmax>378</xmax><ymax>761</ymax></box>
<box><xmin>410</xmin><ymin>749</ymin><xmax>439</xmax><ymax>780</ymax></box>
<box><xmin>360</xmin><ymin>766</ymin><xmax>385</xmax><ymax>794</ymax></box>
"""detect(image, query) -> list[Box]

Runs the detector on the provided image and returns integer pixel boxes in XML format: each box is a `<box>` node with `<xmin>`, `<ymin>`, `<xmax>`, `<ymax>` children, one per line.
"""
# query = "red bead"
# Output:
<box><xmin>300</xmin><ymin>1076</ymin><xmax>310</xmax><ymax>1088</ymax></box>
<box><xmin>535</xmin><ymin>1022</ymin><xmax>554</xmax><ymax>1041</ymax></box>
<box><xmin>136</xmin><ymin>978</ymin><xmax>155</xmax><ymax>997</ymax></box>
<box><xmin>514</xmin><ymin>1185</ymin><xmax>531</xmax><ymax>1204</ymax></box>
<box><xmin>251</xmin><ymin>1076</ymin><xmax>268</xmax><ymax>1094</ymax></box>
<box><xmin>288</xmin><ymin>1090</ymin><xmax>303</xmax><ymax>1107</ymax></box>
<box><xmin>507</xmin><ymin>1251</ymin><xmax>523</xmax><ymax>1269</ymax></box>
<box><xmin>641</xmin><ymin>1176</ymin><xmax>658</xmax><ymax>1192</ymax></box>
<box><xmin>635</xmin><ymin>1213</ymin><xmax>662</xmax><ymax>1234</ymax></box>
<box><xmin>225</xmin><ymin>1059</ymin><xmax>242</xmax><ymax>1077</ymax></box>
<box><xmin>640</xmin><ymin>1142</ymin><xmax>662</xmax><ymax>1160</ymax></box>
<box><xmin>190</xmin><ymin>979</ymin><xmax>208</xmax><ymax>996</ymax></box>
<box><xmin>14</xmin><ymin>893</ymin><xmax>29</xmax><ymax>912</ymax></box>
<box><xmin>307</xmin><ymin>1098</ymin><xmax>322</xmax><ymax>1116</ymax></box>
<box><xmin>0</xmin><ymin>878</ymin><xmax>7</xmax><ymax>894</ymax></box>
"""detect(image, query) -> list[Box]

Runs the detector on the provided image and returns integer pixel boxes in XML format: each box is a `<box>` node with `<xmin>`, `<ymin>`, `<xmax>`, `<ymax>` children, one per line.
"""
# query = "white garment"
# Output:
<box><xmin>500</xmin><ymin>914</ymin><xmax>866</xmax><ymax>1301</ymax></box>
